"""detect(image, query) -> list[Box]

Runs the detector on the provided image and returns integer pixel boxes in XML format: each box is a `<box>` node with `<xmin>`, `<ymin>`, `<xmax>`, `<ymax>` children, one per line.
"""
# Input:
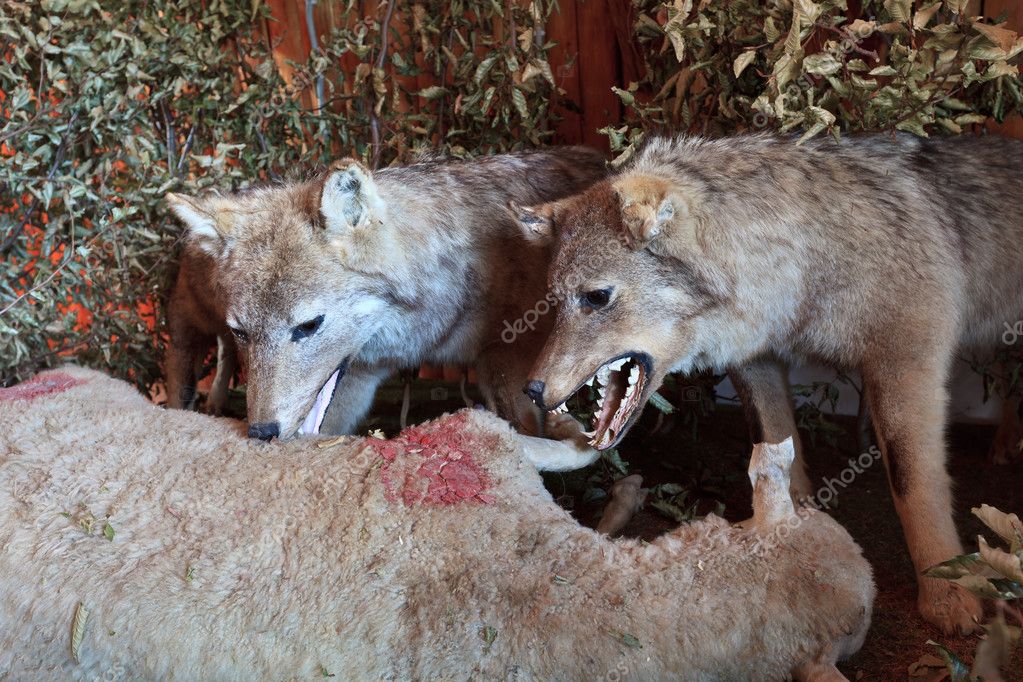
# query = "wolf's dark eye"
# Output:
<box><xmin>292</xmin><ymin>314</ymin><xmax>324</xmax><ymax>341</ymax></box>
<box><xmin>229</xmin><ymin>327</ymin><xmax>249</xmax><ymax>343</ymax></box>
<box><xmin>581</xmin><ymin>288</ymin><xmax>612</xmax><ymax>310</ymax></box>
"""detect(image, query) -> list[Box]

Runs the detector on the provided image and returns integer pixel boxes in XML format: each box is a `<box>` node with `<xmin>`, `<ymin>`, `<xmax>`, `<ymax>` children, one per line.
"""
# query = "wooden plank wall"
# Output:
<box><xmin>263</xmin><ymin>0</ymin><xmax>632</xmax><ymax>150</ymax></box>
<box><xmin>265</xmin><ymin>1</ymin><xmax>1022</xmax><ymax>146</ymax></box>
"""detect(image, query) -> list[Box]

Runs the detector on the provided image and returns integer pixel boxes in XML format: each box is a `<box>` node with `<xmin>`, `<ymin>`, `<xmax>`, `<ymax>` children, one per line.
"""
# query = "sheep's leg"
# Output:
<box><xmin>748</xmin><ymin>437</ymin><xmax>796</xmax><ymax>529</ymax></box>
<box><xmin>792</xmin><ymin>662</ymin><xmax>848</xmax><ymax>682</ymax></box>
<box><xmin>206</xmin><ymin>335</ymin><xmax>236</xmax><ymax>416</ymax></box>
<box><xmin>596</xmin><ymin>475</ymin><xmax>646</xmax><ymax>536</ymax></box>
<box><xmin>729</xmin><ymin>358</ymin><xmax>813</xmax><ymax>500</ymax></box>
<box><xmin>477</xmin><ymin>341</ymin><xmax>597</xmax><ymax>467</ymax></box>
<box><xmin>515</xmin><ymin>432</ymin><xmax>599</xmax><ymax>471</ymax></box>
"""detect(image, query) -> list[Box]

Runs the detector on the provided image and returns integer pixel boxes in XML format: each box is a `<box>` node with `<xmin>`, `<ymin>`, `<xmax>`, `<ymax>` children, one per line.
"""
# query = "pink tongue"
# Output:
<box><xmin>298</xmin><ymin>369</ymin><xmax>340</xmax><ymax>436</ymax></box>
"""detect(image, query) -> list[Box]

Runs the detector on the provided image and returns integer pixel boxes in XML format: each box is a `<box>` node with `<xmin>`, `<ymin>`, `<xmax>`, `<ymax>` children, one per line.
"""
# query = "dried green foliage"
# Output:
<box><xmin>605</xmin><ymin>0</ymin><xmax>1023</xmax><ymax>162</ymax></box>
<box><xmin>924</xmin><ymin>504</ymin><xmax>1023</xmax><ymax>680</ymax></box>
<box><xmin>925</xmin><ymin>504</ymin><xmax>1023</xmax><ymax>598</ymax></box>
<box><xmin>1</xmin><ymin>0</ymin><xmax>558</xmax><ymax>388</ymax></box>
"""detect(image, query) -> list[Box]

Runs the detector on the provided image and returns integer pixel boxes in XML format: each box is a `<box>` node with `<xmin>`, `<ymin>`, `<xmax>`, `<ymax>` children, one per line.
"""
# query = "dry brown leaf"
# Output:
<box><xmin>71</xmin><ymin>602</ymin><xmax>89</xmax><ymax>664</ymax></box>
<box><xmin>974</xmin><ymin>22</ymin><xmax>1019</xmax><ymax>54</ymax></box>
<box><xmin>973</xmin><ymin>505</ymin><xmax>1023</xmax><ymax>547</ymax></box>
<box><xmin>978</xmin><ymin>535</ymin><xmax>1023</xmax><ymax>582</ymax></box>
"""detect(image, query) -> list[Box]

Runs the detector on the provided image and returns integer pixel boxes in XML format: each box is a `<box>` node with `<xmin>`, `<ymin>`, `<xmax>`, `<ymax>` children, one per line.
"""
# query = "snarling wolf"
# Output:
<box><xmin>166</xmin><ymin>148</ymin><xmax>605</xmax><ymax>457</ymax></box>
<box><xmin>513</xmin><ymin>132</ymin><xmax>1023</xmax><ymax>633</ymax></box>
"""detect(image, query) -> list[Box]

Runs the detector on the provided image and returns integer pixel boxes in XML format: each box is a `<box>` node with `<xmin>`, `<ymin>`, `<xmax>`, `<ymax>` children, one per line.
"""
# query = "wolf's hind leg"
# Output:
<box><xmin>165</xmin><ymin>322</ymin><xmax>210</xmax><ymax>411</ymax></box>
<box><xmin>730</xmin><ymin>358</ymin><xmax>812</xmax><ymax>500</ymax></box>
<box><xmin>863</xmin><ymin>353</ymin><xmax>982</xmax><ymax>634</ymax></box>
<box><xmin>206</xmin><ymin>335</ymin><xmax>236</xmax><ymax>416</ymax></box>
<box><xmin>318</xmin><ymin>364</ymin><xmax>392</xmax><ymax>435</ymax></box>
<box><xmin>989</xmin><ymin>394</ymin><xmax>1023</xmax><ymax>464</ymax></box>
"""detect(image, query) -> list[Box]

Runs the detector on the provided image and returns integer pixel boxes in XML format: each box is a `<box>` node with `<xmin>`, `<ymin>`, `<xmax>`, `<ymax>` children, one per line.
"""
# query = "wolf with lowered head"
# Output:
<box><xmin>165</xmin><ymin>147</ymin><xmax>605</xmax><ymax>466</ymax></box>
<box><xmin>513</xmin><ymin>132</ymin><xmax>1023</xmax><ymax>633</ymax></box>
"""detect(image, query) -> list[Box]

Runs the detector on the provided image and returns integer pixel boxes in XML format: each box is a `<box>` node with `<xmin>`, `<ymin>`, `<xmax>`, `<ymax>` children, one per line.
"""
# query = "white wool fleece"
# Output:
<box><xmin>0</xmin><ymin>367</ymin><xmax>874</xmax><ymax>681</ymax></box>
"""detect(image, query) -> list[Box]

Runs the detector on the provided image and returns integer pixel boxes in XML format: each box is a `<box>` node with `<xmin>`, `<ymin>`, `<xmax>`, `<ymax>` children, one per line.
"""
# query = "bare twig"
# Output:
<box><xmin>371</xmin><ymin>0</ymin><xmax>397</xmax><ymax>169</ymax></box>
<box><xmin>304</xmin><ymin>0</ymin><xmax>326</xmax><ymax>117</ymax></box>
<box><xmin>437</xmin><ymin>24</ymin><xmax>456</xmax><ymax>141</ymax></box>
<box><xmin>0</xmin><ymin>108</ymin><xmax>57</xmax><ymax>144</ymax></box>
<box><xmin>175</xmin><ymin>122</ymin><xmax>198</xmax><ymax>175</ymax></box>
<box><xmin>160</xmin><ymin>100</ymin><xmax>176</xmax><ymax>173</ymax></box>
<box><xmin>812</xmin><ymin>22</ymin><xmax>880</xmax><ymax>62</ymax></box>
<box><xmin>253</xmin><ymin>127</ymin><xmax>283</xmax><ymax>182</ymax></box>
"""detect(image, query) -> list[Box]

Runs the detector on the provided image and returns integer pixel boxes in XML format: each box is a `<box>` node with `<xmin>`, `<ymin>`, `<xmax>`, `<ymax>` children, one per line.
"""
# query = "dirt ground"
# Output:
<box><xmin>596</xmin><ymin>406</ymin><xmax>1023</xmax><ymax>681</ymax></box>
<box><xmin>353</xmin><ymin>377</ymin><xmax>1023</xmax><ymax>681</ymax></box>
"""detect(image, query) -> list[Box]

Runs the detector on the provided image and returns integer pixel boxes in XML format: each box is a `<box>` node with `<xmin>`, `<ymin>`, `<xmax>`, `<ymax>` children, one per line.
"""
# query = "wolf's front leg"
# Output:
<box><xmin>729</xmin><ymin>358</ymin><xmax>813</xmax><ymax>500</ymax></box>
<box><xmin>205</xmin><ymin>335</ymin><xmax>237</xmax><ymax>416</ymax></box>
<box><xmin>863</xmin><ymin>353</ymin><xmax>983</xmax><ymax>634</ymax></box>
<box><xmin>165</xmin><ymin>320</ymin><xmax>211</xmax><ymax>411</ymax></box>
<box><xmin>317</xmin><ymin>364</ymin><xmax>392</xmax><ymax>435</ymax></box>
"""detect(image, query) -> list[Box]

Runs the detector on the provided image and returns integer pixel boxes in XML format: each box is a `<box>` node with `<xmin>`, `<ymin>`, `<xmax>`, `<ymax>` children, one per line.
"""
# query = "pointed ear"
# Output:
<box><xmin>166</xmin><ymin>193</ymin><xmax>235</xmax><ymax>256</ymax></box>
<box><xmin>509</xmin><ymin>200</ymin><xmax>555</xmax><ymax>245</ymax></box>
<box><xmin>614</xmin><ymin>175</ymin><xmax>685</xmax><ymax>250</ymax></box>
<box><xmin>320</xmin><ymin>159</ymin><xmax>384</xmax><ymax>234</ymax></box>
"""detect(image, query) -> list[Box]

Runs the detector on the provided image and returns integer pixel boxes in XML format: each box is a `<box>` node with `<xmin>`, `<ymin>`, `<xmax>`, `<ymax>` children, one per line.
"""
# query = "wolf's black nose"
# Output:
<box><xmin>248</xmin><ymin>422</ymin><xmax>280</xmax><ymax>442</ymax></box>
<box><xmin>523</xmin><ymin>380</ymin><xmax>546</xmax><ymax>408</ymax></box>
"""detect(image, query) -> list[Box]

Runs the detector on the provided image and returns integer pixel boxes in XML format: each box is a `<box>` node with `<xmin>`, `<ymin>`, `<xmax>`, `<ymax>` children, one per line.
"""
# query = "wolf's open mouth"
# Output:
<box><xmin>297</xmin><ymin>360</ymin><xmax>349</xmax><ymax>436</ymax></box>
<box><xmin>547</xmin><ymin>353</ymin><xmax>651</xmax><ymax>451</ymax></box>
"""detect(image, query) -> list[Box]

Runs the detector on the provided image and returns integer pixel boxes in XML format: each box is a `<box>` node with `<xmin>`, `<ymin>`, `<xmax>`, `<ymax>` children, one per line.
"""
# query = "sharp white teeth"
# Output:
<box><xmin>557</xmin><ymin>404</ymin><xmax>568</xmax><ymax>414</ymax></box>
<box><xmin>598</xmin><ymin>386</ymin><xmax>607</xmax><ymax>398</ymax></box>
<box><xmin>586</xmin><ymin>375</ymin><xmax>596</xmax><ymax>387</ymax></box>
<box><xmin>628</xmin><ymin>366</ymin><xmax>639</xmax><ymax>385</ymax></box>
<box><xmin>608</xmin><ymin>358</ymin><xmax>627</xmax><ymax>371</ymax></box>
<box><xmin>597</xmin><ymin>366</ymin><xmax>610</xmax><ymax>385</ymax></box>
<box><xmin>582</xmin><ymin>429</ymin><xmax>596</xmax><ymax>438</ymax></box>
<box><xmin>624</xmin><ymin>383</ymin><xmax>636</xmax><ymax>399</ymax></box>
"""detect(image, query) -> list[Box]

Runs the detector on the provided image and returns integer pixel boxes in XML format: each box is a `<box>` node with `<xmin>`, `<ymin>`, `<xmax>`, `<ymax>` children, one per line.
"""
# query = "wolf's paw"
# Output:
<box><xmin>544</xmin><ymin>412</ymin><xmax>594</xmax><ymax>452</ymax></box>
<box><xmin>204</xmin><ymin>395</ymin><xmax>226</xmax><ymax>417</ymax></box>
<box><xmin>918</xmin><ymin>580</ymin><xmax>983</xmax><ymax>635</ymax></box>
